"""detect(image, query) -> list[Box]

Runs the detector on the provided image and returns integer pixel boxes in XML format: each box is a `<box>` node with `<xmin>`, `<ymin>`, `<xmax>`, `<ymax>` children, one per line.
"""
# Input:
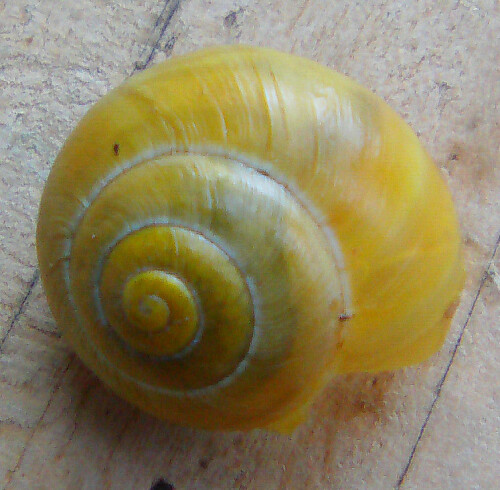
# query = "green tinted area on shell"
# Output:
<box><xmin>36</xmin><ymin>46</ymin><xmax>463</xmax><ymax>430</ymax></box>
<box><xmin>62</xmin><ymin>154</ymin><xmax>344</xmax><ymax>425</ymax></box>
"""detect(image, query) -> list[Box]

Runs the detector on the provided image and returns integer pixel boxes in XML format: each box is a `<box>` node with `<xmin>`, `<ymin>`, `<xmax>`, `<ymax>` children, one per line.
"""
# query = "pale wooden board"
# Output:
<box><xmin>0</xmin><ymin>0</ymin><xmax>499</xmax><ymax>489</ymax></box>
<box><xmin>403</xmin><ymin>245</ymin><xmax>500</xmax><ymax>488</ymax></box>
<box><xmin>0</xmin><ymin>0</ymin><xmax>168</xmax><ymax>337</ymax></box>
<box><xmin>0</xmin><ymin>0</ymin><xmax>173</xmax><ymax>484</ymax></box>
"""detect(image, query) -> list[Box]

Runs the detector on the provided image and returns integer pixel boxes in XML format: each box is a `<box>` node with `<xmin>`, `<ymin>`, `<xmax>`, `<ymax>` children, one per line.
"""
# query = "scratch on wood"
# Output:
<box><xmin>287</xmin><ymin>0</ymin><xmax>312</xmax><ymax>34</ymax></box>
<box><xmin>1</xmin><ymin>5</ymin><xmax>187</xmax><ymax>485</ymax></box>
<box><xmin>1</xmin><ymin>269</ymin><xmax>39</xmax><ymax>351</ymax></box>
<box><xmin>29</xmin><ymin>324</ymin><xmax>62</xmax><ymax>339</ymax></box>
<box><xmin>396</xmin><ymin>232</ymin><xmax>500</xmax><ymax>488</ymax></box>
<box><xmin>101</xmin><ymin>410</ymin><xmax>140</xmax><ymax>486</ymax></box>
<box><xmin>223</xmin><ymin>7</ymin><xmax>244</xmax><ymax>30</ymax></box>
<box><xmin>347</xmin><ymin>0</ymin><xmax>392</xmax><ymax>61</ymax></box>
<box><xmin>52</xmin><ymin>373</ymin><xmax>96</xmax><ymax>463</ymax></box>
<box><xmin>3</xmin><ymin>355</ymin><xmax>75</xmax><ymax>488</ymax></box>
<box><xmin>134</xmin><ymin>0</ymin><xmax>181</xmax><ymax>72</ymax></box>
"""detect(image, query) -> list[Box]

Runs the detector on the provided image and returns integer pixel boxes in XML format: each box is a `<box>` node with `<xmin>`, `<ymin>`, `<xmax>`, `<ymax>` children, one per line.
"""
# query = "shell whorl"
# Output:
<box><xmin>37</xmin><ymin>46</ymin><xmax>464</xmax><ymax>431</ymax></box>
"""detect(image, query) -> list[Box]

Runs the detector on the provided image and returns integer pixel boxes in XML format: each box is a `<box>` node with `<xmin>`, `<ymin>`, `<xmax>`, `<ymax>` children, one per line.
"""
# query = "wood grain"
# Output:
<box><xmin>0</xmin><ymin>0</ymin><xmax>498</xmax><ymax>488</ymax></box>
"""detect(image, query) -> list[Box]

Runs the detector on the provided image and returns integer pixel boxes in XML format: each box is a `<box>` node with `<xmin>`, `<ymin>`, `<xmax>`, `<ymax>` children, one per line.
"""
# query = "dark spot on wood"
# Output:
<box><xmin>224</xmin><ymin>11</ymin><xmax>236</xmax><ymax>29</ymax></box>
<box><xmin>224</xmin><ymin>7</ymin><xmax>244</xmax><ymax>29</ymax></box>
<box><xmin>224</xmin><ymin>11</ymin><xmax>238</xmax><ymax>28</ymax></box>
<box><xmin>445</xmin><ymin>141</ymin><xmax>495</xmax><ymax>185</ymax></box>
<box><xmin>234</xmin><ymin>469</ymin><xmax>248</xmax><ymax>487</ymax></box>
<box><xmin>162</xmin><ymin>35</ymin><xmax>177</xmax><ymax>55</ymax></box>
<box><xmin>199</xmin><ymin>458</ymin><xmax>209</xmax><ymax>469</ymax></box>
<box><xmin>233</xmin><ymin>434</ymin><xmax>245</xmax><ymax>447</ymax></box>
<box><xmin>438</xmin><ymin>81</ymin><xmax>452</xmax><ymax>92</ymax></box>
<box><xmin>113</xmin><ymin>143</ymin><xmax>120</xmax><ymax>156</ymax></box>
<box><xmin>311</xmin><ymin>371</ymin><xmax>396</xmax><ymax>427</ymax></box>
<box><xmin>150</xmin><ymin>478</ymin><xmax>175</xmax><ymax>490</ymax></box>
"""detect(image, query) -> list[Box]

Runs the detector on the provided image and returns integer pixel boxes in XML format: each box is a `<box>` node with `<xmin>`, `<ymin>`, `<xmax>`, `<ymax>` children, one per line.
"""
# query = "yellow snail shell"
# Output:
<box><xmin>36</xmin><ymin>46</ymin><xmax>464</xmax><ymax>432</ymax></box>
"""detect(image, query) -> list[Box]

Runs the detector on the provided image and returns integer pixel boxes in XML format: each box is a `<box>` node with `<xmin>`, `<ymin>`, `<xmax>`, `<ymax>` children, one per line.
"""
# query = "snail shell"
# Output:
<box><xmin>36</xmin><ymin>46</ymin><xmax>464</xmax><ymax>431</ymax></box>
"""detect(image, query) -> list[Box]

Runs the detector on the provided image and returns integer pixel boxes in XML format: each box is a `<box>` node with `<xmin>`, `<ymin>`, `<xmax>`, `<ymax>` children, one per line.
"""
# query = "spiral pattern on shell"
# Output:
<box><xmin>37</xmin><ymin>46</ymin><xmax>464</xmax><ymax>431</ymax></box>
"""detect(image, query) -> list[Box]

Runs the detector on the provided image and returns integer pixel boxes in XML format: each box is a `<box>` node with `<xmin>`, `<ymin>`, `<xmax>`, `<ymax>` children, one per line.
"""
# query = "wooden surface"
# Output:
<box><xmin>1</xmin><ymin>1</ymin><xmax>499</xmax><ymax>488</ymax></box>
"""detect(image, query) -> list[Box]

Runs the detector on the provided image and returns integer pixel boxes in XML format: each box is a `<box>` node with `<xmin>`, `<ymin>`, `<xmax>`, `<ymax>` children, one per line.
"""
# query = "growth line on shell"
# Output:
<box><xmin>65</xmin><ymin>219</ymin><xmax>261</xmax><ymax>397</ymax></box>
<box><xmin>59</xmin><ymin>145</ymin><xmax>352</xmax><ymax>395</ymax></box>
<box><xmin>61</xmin><ymin>144</ymin><xmax>353</xmax><ymax>316</ymax></box>
<box><xmin>91</xmin><ymin>220</ymin><xmax>256</xmax><ymax>362</ymax></box>
<box><xmin>37</xmin><ymin>46</ymin><xmax>466</xmax><ymax>431</ymax></box>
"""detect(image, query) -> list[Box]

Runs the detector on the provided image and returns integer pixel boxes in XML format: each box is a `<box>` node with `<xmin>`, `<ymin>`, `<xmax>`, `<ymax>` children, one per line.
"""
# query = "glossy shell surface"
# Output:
<box><xmin>37</xmin><ymin>46</ymin><xmax>464</xmax><ymax>431</ymax></box>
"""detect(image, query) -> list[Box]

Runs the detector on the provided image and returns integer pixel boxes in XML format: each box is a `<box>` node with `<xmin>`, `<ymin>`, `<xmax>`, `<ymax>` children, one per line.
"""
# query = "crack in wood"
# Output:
<box><xmin>134</xmin><ymin>0</ymin><xmax>182</xmax><ymax>73</ymax></box>
<box><xmin>1</xmin><ymin>3</ymin><xmax>186</xmax><ymax>485</ymax></box>
<box><xmin>1</xmin><ymin>269</ymin><xmax>39</xmax><ymax>352</ymax></box>
<box><xmin>3</xmin><ymin>355</ymin><xmax>75</xmax><ymax>489</ymax></box>
<box><xmin>287</xmin><ymin>0</ymin><xmax>311</xmax><ymax>35</ymax></box>
<box><xmin>101</xmin><ymin>410</ymin><xmax>140</xmax><ymax>487</ymax></box>
<box><xmin>28</xmin><ymin>324</ymin><xmax>62</xmax><ymax>339</ymax></box>
<box><xmin>396</xmin><ymin>232</ymin><xmax>500</xmax><ymax>488</ymax></box>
